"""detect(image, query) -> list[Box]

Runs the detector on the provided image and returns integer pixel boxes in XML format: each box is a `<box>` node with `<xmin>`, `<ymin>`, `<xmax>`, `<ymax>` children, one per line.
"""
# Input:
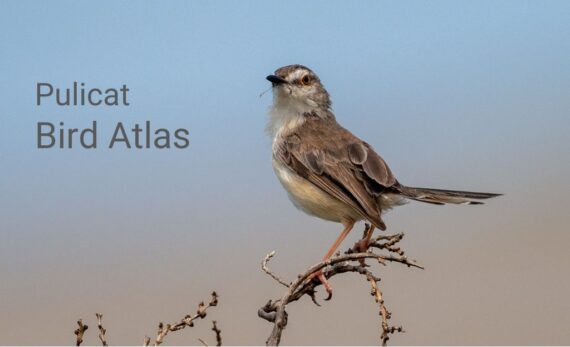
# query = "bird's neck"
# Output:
<box><xmin>266</xmin><ymin>98</ymin><xmax>332</xmax><ymax>140</ymax></box>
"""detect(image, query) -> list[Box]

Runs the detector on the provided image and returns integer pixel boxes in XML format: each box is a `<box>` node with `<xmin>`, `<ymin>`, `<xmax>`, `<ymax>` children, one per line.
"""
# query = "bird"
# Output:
<box><xmin>266</xmin><ymin>64</ymin><xmax>500</xmax><ymax>299</ymax></box>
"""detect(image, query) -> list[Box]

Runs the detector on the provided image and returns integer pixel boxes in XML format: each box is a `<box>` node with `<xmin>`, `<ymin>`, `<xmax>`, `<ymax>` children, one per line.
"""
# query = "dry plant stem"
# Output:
<box><xmin>95</xmin><ymin>313</ymin><xmax>108</xmax><ymax>346</ymax></box>
<box><xmin>74</xmin><ymin>319</ymin><xmax>88</xmax><ymax>346</ymax></box>
<box><xmin>212</xmin><ymin>320</ymin><xmax>222</xmax><ymax>346</ymax></box>
<box><xmin>144</xmin><ymin>291</ymin><xmax>219</xmax><ymax>346</ymax></box>
<box><xmin>368</xmin><ymin>276</ymin><xmax>403</xmax><ymax>346</ymax></box>
<box><xmin>370</xmin><ymin>278</ymin><xmax>389</xmax><ymax>344</ymax></box>
<box><xmin>259</xmin><ymin>231</ymin><xmax>421</xmax><ymax>346</ymax></box>
<box><xmin>262</xmin><ymin>251</ymin><xmax>291</xmax><ymax>288</ymax></box>
<box><xmin>196</xmin><ymin>321</ymin><xmax>222</xmax><ymax>346</ymax></box>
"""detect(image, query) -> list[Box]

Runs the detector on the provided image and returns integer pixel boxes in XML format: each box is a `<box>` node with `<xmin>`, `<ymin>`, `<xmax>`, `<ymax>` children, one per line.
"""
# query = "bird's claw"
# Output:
<box><xmin>324</xmin><ymin>288</ymin><xmax>333</xmax><ymax>301</ymax></box>
<box><xmin>314</xmin><ymin>270</ymin><xmax>333</xmax><ymax>301</ymax></box>
<box><xmin>308</xmin><ymin>290</ymin><xmax>321</xmax><ymax>307</ymax></box>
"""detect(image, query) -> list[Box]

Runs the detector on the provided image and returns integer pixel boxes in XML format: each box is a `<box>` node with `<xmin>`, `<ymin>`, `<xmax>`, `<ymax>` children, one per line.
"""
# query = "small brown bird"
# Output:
<box><xmin>266</xmin><ymin>65</ymin><xmax>500</xmax><ymax>299</ymax></box>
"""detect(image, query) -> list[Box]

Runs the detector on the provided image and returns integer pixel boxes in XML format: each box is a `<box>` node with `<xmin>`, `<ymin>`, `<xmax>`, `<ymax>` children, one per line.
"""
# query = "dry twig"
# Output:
<box><xmin>212</xmin><ymin>320</ymin><xmax>222</xmax><ymax>346</ymax></box>
<box><xmin>258</xmin><ymin>226</ymin><xmax>422</xmax><ymax>346</ymax></box>
<box><xmin>75</xmin><ymin>292</ymin><xmax>220</xmax><ymax>346</ymax></box>
<box><xmin>144</xmin><ymin>291</ymin><xmax>219</xmax><ymax>346</ymax></box>
<box><xmin>95</xmin><ymin>313</ymin><xmax>108</xmax><ymax>346</ymax></box>
<box><xmin>196</xmin><ymin>320</ymin><xmax>222</xmax><ymax>347</ymax></box>
<box><xmin>262</xmin><ymin>251</ymin><xmax>291</xmax><ymax>288</ymax></box>
<box><xmin>74</xmin><ymin>319</ymin><xmax>88</xmax><ymax>346</ymax></box>
<box><xmin>368</xmin><ymin>274</ymin><xmax>403</xmax><ymax>345</ymax></box>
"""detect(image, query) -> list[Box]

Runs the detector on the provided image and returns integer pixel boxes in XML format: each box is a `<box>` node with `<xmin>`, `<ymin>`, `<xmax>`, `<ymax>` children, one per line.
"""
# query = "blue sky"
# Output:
<box><xmin>1</xmin><ymin>1</ymin><xmax>569</xmax><ymax>344</ymax></box>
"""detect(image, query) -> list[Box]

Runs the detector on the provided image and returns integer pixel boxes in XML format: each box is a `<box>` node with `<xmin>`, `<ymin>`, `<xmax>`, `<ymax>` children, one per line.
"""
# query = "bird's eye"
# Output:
<box><xmin>301</xmin><ymin>75</ymin><xmax>311</xmax><ymax>86</ymax></box>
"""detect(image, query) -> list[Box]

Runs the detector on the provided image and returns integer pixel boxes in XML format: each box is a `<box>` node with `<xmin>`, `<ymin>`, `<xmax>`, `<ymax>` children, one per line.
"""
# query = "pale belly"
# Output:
<box><xmin>272</xmin><ymin>159</ymin><xmax>362</xmax><ymax>223</ymax></box>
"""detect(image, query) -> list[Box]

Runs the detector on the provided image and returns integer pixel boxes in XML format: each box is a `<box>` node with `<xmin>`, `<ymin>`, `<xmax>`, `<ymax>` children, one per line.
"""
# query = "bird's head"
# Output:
<box><xmin>266</xmin><ymin>65</ymin><xmax>331</xmax><ymax>112</ymax></box>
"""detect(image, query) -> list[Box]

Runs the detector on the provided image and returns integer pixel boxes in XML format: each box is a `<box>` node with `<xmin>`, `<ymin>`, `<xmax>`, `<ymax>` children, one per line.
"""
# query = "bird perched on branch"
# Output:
<box><xmin>266</xmin><ymin>64</ymin><xmax>500</xmax><ymax>299</ymax></box>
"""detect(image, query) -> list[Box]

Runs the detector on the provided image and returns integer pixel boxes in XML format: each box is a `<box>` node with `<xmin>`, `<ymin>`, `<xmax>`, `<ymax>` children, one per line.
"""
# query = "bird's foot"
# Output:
<box><xmin>354</xmin><ymin>238</ymin><xmax>371</xmax><ymax>266</ymax></box>
<box><xmin>309</xmin><ymin>270</ymin><xmax>333</xmax><ymax>301</ymax></box>
<box><xmin>355</xmin><ymin>238</ymin><xmax>370</xmax><ymax>252</ymax></box>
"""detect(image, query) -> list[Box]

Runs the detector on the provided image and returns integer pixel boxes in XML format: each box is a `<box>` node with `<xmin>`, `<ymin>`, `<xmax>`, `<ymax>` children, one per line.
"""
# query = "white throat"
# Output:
<box><xmin>266</xmin><ymin>92</ymin><xmax>317</xmax><ymax>140</ymax></box>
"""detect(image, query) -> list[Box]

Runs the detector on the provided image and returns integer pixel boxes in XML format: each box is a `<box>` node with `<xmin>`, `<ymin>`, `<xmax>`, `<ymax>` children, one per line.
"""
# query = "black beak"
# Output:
<box><xmin>266</xmin><ymin>75</ymin><xmax>288</xmax><ymax>85</ymax></box>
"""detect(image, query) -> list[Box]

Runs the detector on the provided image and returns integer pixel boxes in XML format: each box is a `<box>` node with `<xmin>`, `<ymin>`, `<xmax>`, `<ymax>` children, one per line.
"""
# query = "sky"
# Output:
<box><xmin>1</xmin><ymin>0</ymin><xmax>569</xmax><ymax>345</ymax></box>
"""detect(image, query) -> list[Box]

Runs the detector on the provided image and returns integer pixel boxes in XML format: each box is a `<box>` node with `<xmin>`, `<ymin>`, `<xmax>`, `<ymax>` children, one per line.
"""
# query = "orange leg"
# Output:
<box><xmin>354</xmin><ymin>224</ymin><xmax>376</xmax><ymax>252</ymax></box>
<box><xmin>363</xmin><ymin>224</ymin><xmax>376</xmax><ymax>249</ymax></box>
<box><xmin>354</xmin><ymin>224</ymin><xmax>375</xmax><ymax>266</ymax></box>
<box><xmin>323</xmin><ymin>220</ymin><xmax>355</xmax><ymax>259</ymax></box>
<box><xmin>312</xmin><ymin>220</ymin><xmax>355</xmax><ymax>300</ymax></box>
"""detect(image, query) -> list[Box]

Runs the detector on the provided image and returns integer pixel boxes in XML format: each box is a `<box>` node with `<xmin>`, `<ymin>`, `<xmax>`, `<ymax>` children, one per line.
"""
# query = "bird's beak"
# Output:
<box><xmin>266</xmin><ymin>75</ymin><xmax>288</xmax><ymax>85</ymax></box>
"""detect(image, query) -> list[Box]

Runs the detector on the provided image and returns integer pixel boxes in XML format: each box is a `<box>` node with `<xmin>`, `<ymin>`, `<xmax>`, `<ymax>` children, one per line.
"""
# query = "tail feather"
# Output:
<box><xmin>397</xmin><ymin>185</ymin><xmax>501</xmax><ymax>205</ymax></box>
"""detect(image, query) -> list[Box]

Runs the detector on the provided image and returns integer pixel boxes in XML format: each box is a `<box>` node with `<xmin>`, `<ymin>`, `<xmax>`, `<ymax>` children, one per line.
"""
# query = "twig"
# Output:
<box><xmin>262</xmin><ymin>251</ymin><xmax>291</xmax><ymax>288</ymax></box>
<box><xmin>368</xmin><ymin>275</ymin><xmax>403</xmax><ymax>346</ymax></box>
<box><xmin>259</xmin><ymin>229</ymin><xmax>422</xmax><ymax>346</ymax></box>
<box><xmin>212</xmin><ymin>320</ymin><xmax>222</xmax><ymax>346</ymax></box>
<box><xmin>196</xmin><ymin>320</ymin><xmax>222</xmax><ymax>346</ymax></box>
<box><xmin>95</xmin><ymin>313</ymin><xmax>108</xmax><ymax>346</ymax></box>
<box><xmin>146</xmin><ymin>291</ymin><xmax>219</xmax><ymax>346</ymax></box>
<box><xmin>74</xmin><ymin>319</ymin><xmax>88</xmax><ymax>346</ymax></box>
<box><xmin>154</xmin><ymin>322</ymin><xmax>170</xmax><ymax>346</ymax></box>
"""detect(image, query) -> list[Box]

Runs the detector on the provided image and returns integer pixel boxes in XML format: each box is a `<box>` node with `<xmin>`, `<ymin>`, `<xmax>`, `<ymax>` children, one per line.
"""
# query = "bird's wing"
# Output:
<box><xmin>275</xmin><ymin>118</ymin><xmax>397</xmax><ymax>230</ymax></box>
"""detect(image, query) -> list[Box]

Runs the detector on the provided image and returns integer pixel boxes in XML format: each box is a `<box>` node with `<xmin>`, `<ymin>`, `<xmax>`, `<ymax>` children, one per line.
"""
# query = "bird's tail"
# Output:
<box><xmin>397</xmin><ymin>185</ymin><xmax>501</xmax><ymax>205</ymax></box>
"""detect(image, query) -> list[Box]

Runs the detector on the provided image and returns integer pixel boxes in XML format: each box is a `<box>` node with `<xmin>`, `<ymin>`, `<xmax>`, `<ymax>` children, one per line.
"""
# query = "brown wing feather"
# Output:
<box><xmin>361</xmin><ymin>142</ymin><xmax>397</xmax><ymax>188</ymax></box>
<box><xmin>276</xmin><ymin>117</ymin><xmax>397</xmax><ymax>230</ymax></box>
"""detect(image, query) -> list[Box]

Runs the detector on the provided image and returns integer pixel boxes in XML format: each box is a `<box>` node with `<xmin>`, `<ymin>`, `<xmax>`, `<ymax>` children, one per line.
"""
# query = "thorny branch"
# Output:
<box><xmin>73</xmin><ymin>228</ymin><xmax>418</xmax><ymax>346</ymax></box>
<box><xmin>74</xmin><ymin>319</ymin><xmax>88</xmax><ymax>346</ymax></box>
<box><xmin>368</xmin><ymin>276</ymin><xmax>403</xmax><ymax>345</ymax></box>
<box><xmin>144</xmin><ymin>291</ymin><xmax>219</xmax><ymax>346</ymax></box>
<box><xmin>74</xmin><ymin>292</ymin><xmax>220</xmax><ymax>346</ymax></box>
<box><xmin>212</xmin><ymin>320</ymin><xmax>222</xmax><ymax>346</ymax></box>
<box><xmin>262</xmin><ymin>251</ymin><xmax>291</xmax><ymax>288</ymax></box>
<box><xmin>258</xmin><ymin>225</ymin><xmax>422</xmax><ymax>346</ymax></box>
<box><xmin>95</xmin><ymin>313</ymin><xmax>108</xmax><ymax>346</ymax></box>
<box><xmin>197</xmin><ymin>320</ymin><xmax>222</xmax><ymax>346</ymax></box>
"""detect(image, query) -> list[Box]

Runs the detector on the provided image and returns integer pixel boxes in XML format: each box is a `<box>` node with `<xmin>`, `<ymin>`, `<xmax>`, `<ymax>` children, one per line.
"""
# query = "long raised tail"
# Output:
<box><xmin>397</xmin><ymin>185</ymin><xmax>502</xmax><ymax>205</ymax></box>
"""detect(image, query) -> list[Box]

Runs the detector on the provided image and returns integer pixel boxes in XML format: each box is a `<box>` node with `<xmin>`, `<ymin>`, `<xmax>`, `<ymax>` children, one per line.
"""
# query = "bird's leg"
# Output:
<box><xmin>356</xmin><ymin>224</ymin><xmax>376</xmax><ymax>252</ymax></box>
<box><xmin>310</xmin><ymin>220</ymin><xmax>354</xmax><ymax>300</ymax></box>
<box><xmin>354</xmin><ymin>224</ymin><xmax>375</xmax><ymax>266</ymax></box>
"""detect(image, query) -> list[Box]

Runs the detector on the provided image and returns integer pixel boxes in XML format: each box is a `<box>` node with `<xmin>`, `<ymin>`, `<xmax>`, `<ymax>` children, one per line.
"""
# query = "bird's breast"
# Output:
<box><xmin>271</xmin><ymin>157</ymin><xmax>361</xmax><ymax>223</ymax></box>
